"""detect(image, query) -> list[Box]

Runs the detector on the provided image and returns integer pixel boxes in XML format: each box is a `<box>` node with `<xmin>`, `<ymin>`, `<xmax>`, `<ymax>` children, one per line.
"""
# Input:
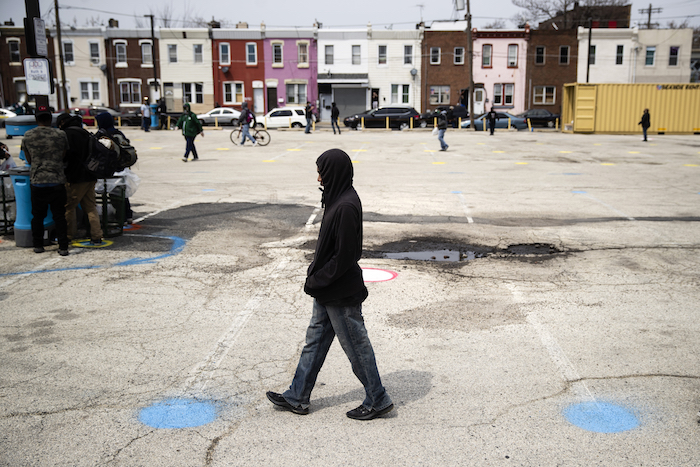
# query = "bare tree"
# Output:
<box><xmin>511</xmin><ymin>0</ymin><xmax>627</xmax><ymax>29</ymax></box>
<box><xmin>666</xmin><ymin>20</ymin><xmax>689</xmax><ymax>29</ymax></box>
<box><xmin>483</xmin><ymin>19</ymin><xmax>507</xmax><ymax>29</ymax></box>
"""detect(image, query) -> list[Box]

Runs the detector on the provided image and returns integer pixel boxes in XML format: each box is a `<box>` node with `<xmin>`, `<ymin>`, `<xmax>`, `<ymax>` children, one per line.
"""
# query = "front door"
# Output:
<box><xmin>254</xmin><ymin>88</ymin><xmax>264</xmax><ymax>114</ymax></box>
<box><xmin>267</xmin><ymin>87</ymin><xmax>277</xmax><ymax>113</ymax></box>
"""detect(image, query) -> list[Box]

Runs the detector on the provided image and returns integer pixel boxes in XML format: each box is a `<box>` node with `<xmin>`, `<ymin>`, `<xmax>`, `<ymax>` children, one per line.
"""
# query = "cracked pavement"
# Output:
<box><xmin>1</xmin><ymin>128</ymin><xmax>699</xmax><ymax>466</ymax></box>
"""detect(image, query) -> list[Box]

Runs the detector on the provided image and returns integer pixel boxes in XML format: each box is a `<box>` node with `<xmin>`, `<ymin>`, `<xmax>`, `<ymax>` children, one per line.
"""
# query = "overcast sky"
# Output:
<box><xmin>2</xmin><ymin>0</ymin><xmax>698</xmax><ymax>30</ymax></box>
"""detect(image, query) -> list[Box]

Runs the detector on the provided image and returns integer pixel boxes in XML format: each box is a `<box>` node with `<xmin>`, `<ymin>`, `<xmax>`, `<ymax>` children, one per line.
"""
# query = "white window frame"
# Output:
<box><xmin>246</xmin><ymin>42</ymin><xmax>257</xmax><ymax>65</ymax></box>
<box><xmin>139</xmin><ymin>40</ymin><xmax>153</xmax><ymax>67</ymax></box>
<box><xmin>193</xmin><ymin>44</ymin><xmax>203</xmax><ymax>64</ymax></box>
<box><xmin>559</xmin><ymin>46</ymin><xmax>570</xmax><ymax>65</ymax></box>
<box><xmin>220</xmin><ymin>43</ymin><xmax>230</xmax><ymax>66</ymax></box>
<box><xmin>669</xmin><ymin>46</ymin><xmax>679</xmax><ymax>67</ymax></box>
<box><xmin>62</xmin><ymin>40</ymin><xmax>75</xmax><ymax>65</ymax></box>
<box><xmin>429</xmin><ymin>85</ymin><xmax>450</xmax><ymax>105</ymax></box>
<box><xmin>223</xmin><ymin>81</ymin><xmax>244</xmax><ymax>104</ymax></box>
<box><xmin>430</xmin><ymin>47</ymin><xmax>441</xmax><ymax>65</ymax></box>
<box><xmin>115</xmin><ymin>40</ymin><xmax>127</xmax><ymax>68</ymax></box>
<box><xmin>168</xmin><ymin>44</ymin><xmax>177</xmax><ymax>64</ymax></box>
<box><xmin>182</xmin><ymin>82</ymin><xmax>204</xmax><ymax>104</ymax></box>
<box><xmin>535</xmin><ymin>46</ymin><xmax>545</xmax><ymax>65</ymax></box>
<box><xmin>352</xmin><ymin>45</ymin><xmax>361</xmax><ymax>65</ymax></box>
<box><xmin>79</xmin><ymin>81</ymin><xmax>100</xmax><ymax>102</ymax></box>
<box><xmin>88</xmin><ymin>41</ymin><xmax>100</xmax><ymax>65</ymax></box>
<box><xmin>533</xmin><ymin>86</ymin><xmax>555</xmax><ymax>105</ymax></box>
<box><xmin>508</xmin><ymin>44</ymin><xmax>518</xmax><ymax>67</ymax></box>
<box><xmin>404</xmin><ymin>45</ymin><xmax>413</xmax><ymax>65</ymax></box>
<box><xmin>493</xmin><ymin>84</ymin><xmax>502</xmax><ymax>105</ymax></box>
<box><xmin>645</xmin><ymin>46</ymin><xmax>655</xmax><ymax>66</ymax></box>
<box><xmin>454</xmin><ymin>47</ymin><xmax>464</xmax><ymax>65</ymax></box>
<box><xmin>297</xmin><ymin>40</ymin><xmax>309</xmax><ymax>68</ymax></box>
<box><xmin>378</xmin><ymin>45</ymin><xmax>387</xmax><ymax>65</ymax></box>
<box><xmin>504</xmin><ymin>83</ymin><xmax>514</xmax><ymax>105</ymax></box>
<box><xmin>285</xmin><ymin>81</ymin><xmax>307</xmax><ymax>105</ymax></box>
<box><xmin>118</xmin><ymin>79</ymin><xmax>141</xmax><ymax>104</ymax></box>
<box><xmin>8</xmin><ymin>38</ymin><xmax>21</xmax><ymax>64</ymax></box>
<box><xmin>482</xmin><ymin>44</ymin><xmax>492</xmax><ymax>67</ymax></box>
<box><xmin>272</xmin><ymin>41</ymin><xmax>284</xmax><ymax>68</ymax></box>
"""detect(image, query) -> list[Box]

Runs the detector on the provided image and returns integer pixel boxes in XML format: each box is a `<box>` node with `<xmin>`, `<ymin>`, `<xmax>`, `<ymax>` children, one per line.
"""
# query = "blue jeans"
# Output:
<box><xmin>283</xmin><ymin>299</ymin><xmax>392</xmax><ymax>411</ymax></box>
<box><xmin>331</xmin><ymin>118</ymin><xmax>341</xmax><ymax>134</ymax></box>
<box><xmin>184</xmin><ymin>136</ymin><xmax>198</xmax><ymax>159</ymax></box>
<box><xmin>240</xmin><ymin>124</ymin><xmax>256</xmax><ymax>145</ymax></box>
<box><xmin>305</xmin><ymin>118</ymin><xmax>312</xmax><ymax>133</ymax></box>
<box><xmin>438</xmin><ymin>128</ymin><xmax>448</xmax><ymax>150</ymax></box>
<box><xmin>642</xmin><ymin>126</ymin><xmax>648</xmax><ymax>141</ymax></box>
<box><xmin>142</xmin><ymin>116</ymin><xmax>150</xmax><ymax>132</ymax></box>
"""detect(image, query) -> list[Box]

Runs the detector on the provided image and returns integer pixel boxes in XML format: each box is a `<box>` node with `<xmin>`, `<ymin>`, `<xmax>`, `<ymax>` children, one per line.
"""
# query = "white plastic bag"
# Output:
<box><xmin>432</xmin><ymin>127</ymin><xmax>439</xmax><ymax>136</ymax></box>
<box><xmin>95</xmin><ymin>168</ymin><xmax>141</xmax><ymax>198</ymax></box>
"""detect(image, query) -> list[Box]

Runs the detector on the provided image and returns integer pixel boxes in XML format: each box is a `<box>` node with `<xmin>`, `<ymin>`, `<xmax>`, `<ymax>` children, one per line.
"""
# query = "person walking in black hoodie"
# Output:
<box><xmin>267</xmin><ymin>149</ymin><xmax>393</xmax><ymax>420</ymax></box>
<box><xmin>57</xmin><ymin>113</ymin><xmax>103</xmax><ymax>245</ymax></box>
<box><xmin>639</xmin><ymin>109</ymin><xmax>650</xmax><ymax>141</ymax></box>
<box><xmin>331</xmin><ymin>102</ymin><xmax>341</xmax><ymax>135</ymax></box>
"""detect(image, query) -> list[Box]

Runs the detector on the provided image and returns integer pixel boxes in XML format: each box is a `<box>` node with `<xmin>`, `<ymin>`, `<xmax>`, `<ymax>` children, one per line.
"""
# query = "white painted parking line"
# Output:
<box><xmin>456</xmin><ymin>193</ymin><xmax>474</xmax><ymax>224</ymax></box>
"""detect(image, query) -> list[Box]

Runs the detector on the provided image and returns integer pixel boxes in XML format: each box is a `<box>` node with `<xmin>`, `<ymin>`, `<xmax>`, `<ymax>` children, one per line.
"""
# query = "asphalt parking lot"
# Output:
<box><xmin>1</xmin><ymin>125</ymin><xmax>699</xmax><ymax>466</ymax></box>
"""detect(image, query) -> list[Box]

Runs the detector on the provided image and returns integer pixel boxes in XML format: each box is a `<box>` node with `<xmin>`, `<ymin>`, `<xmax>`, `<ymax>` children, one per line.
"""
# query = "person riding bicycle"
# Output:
<box><xmin>239</xmin><ymin>102</ymin><xmax>257</xmax><ymax>146</ymax></box>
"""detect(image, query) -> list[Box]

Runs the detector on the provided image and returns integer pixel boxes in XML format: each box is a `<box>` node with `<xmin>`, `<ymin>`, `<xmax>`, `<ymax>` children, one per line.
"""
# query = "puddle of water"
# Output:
<box><xmin>384</xmin><ymin>250</ymin><xmax>477</xmax><ymax>262</ymax></box>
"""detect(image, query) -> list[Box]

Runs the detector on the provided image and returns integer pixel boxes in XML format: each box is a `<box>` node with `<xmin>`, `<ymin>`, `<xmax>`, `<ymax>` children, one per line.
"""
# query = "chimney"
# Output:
<box><xmin>236</xmin><ymin>22</ymin><xmax>249</xmax><ymax>29</ymax></box>
<box><xmin>108</xmin><ymin>18</ymin><xmax>119</xmax><ymax>28</ymax></box>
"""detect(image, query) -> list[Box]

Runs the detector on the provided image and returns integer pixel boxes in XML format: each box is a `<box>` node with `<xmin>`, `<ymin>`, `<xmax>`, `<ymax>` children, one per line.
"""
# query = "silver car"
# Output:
<box><xmin>197</xmin><ymin>107</ymin><xmax>241</xmax><ymax>126</ymax></box>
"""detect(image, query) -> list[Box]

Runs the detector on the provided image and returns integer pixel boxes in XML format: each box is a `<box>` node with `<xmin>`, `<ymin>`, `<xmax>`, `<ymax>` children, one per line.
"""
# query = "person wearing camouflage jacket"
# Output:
<box><xmin>21</xmin><ymin>111</ymin><xmax>70</xmax><ymax>255</ymax></box>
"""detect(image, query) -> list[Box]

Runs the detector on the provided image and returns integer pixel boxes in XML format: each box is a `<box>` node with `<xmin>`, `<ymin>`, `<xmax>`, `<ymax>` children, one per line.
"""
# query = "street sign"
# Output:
<box><xmin>33</xmin><ymin>18</ymin><xmax>48</xmax><ymax>57</ymax></box>
<box><xmin>23</xmin><ymin>58</ymin><xmax>52</xmax><ymax>95</ymax></box>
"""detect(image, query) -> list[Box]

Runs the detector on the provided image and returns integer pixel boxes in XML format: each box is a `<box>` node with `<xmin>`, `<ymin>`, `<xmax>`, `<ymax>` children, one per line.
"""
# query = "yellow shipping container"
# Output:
<box><xmin>562</xmin><ymin>83</ymin><xmax>700</xmax><ymax>135</ymax></box>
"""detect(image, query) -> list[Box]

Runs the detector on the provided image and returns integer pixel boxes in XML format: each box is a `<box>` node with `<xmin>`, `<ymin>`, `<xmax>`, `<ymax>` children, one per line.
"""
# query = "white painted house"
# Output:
<box><xmin>635</xmin><ymin>28</ymin><xmax>693</xmax><ymax>83</ymax></box>
<box><xmin>158</xmin><ymin>28</ymin><xmax>214</xmax><ymax>114</ymax></box>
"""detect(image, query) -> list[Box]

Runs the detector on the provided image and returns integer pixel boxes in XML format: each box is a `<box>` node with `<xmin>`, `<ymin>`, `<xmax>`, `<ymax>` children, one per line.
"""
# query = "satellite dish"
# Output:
<box><xmin>410</xmin><ymin>68</ymin><xmax>417</xmax><ymax>76</ymax></box>
<box><xmin>221</xmin><ymin>66</ymin><xmax>230</xmax><ymax>73</ymax></box>
<box><xmin>99</xmin><ymin>64</ymin><xmax>107</xmax><ymax>72</ymax></box>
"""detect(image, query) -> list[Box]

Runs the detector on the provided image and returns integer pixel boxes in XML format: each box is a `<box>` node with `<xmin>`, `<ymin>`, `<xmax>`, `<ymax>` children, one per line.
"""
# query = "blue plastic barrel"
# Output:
<box><xmin>8</xmin><ymin>166</ymin><xmax>55</xmax><ymax>247</ymax></box>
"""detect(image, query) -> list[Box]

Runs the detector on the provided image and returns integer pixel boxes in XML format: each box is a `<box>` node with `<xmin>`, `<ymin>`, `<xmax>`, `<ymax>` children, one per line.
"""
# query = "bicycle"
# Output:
<box><xmin>230</xmin><ymin>124</ymin><xmax>270</xmax><ymax>146</ymax></box>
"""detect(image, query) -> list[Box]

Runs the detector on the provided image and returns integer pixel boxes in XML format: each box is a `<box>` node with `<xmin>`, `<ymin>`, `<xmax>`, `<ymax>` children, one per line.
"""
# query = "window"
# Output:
<box><xmin>589</xmin><ymin>45</ymin><xmax>596</xmax><ymax>65</ymax></box>
<box><xmin>80</xmin><ymin>82</ymin><xmax>100</xmax><ymax>101</ymax></box>
<box><xmin>325</xmin><ymin>45</ymin><xmax>333</xmax><ymax>65</ymax></box>
<box><xmin>533</xmin><ymin>86</ymin><xmax>555</xmax><ymax>105</ymax></box>
<box><xmin>182</xmin><ymin>83</ymin><xmax>204</xmax><ymax>104</ymax></box>
<box><xmin>494</xmin><ymin>84</ymin><xmax>502</xmax><ymax>104</ymax></box>
<box><xmin>89</xmin><ymin>42</ymin><xmax>100</xmax><ymax>65</ymax></box>
<box><xmin>378</xmin><ymin>45</ymin><xmax>387</xmax><ymax>65</ymax></box>
<box><xmin>119</xmin><ymin>81</ymin><xmax>141</xmax><ymax>104</ymax></box>
<box><xmin>272</xmin><ymin>42</ymin><xmax>283</xmax><ymax>66</ymax></box>
<box><xmin>63</xmin><ymin>41</ymin><xmax>74</xmax><ymax>64</ymax></box>
<box><xmin>669</xmin><ymin>46</ymin><xmax>679</xmax><ymax>66</ymax></box>
<box><xmin>508</xmin><ymin>44</ymin><xmax>518</xmax><ymax>67</ymax></box>
<box><xmin>223</xmin><ymin>82</ymin><xmax>244</xmax><ymax>104</ymax></box>
<box><xmin>493</xmin><ymin>84</ymin><xmax>514</xmax><ymax>105</ymax></box>
<box><xmin>391</xmin><ymin>85</ymin><xmax>399</xmax><ymax>103</ymax></box>
<box><xmin>193</xmin><ymin>44</ymin><xmax>203</xmax><ymax>63</ymax></box>
<box><xmin>220</xmin><ymin>43</ymin><xmax>230</xmax><ymax>65</ymax></box>
<box><xmin>454</xmin><ymin>47</ymin><xmax>464</xmax><ymax>65</ymax></box>
<box><xmin>616</xmin><ymin>45</ymin><xmax>623</xmax><ymax>65</ymax></box>
<box><xmin>8</xmin><ymin>39</ymin><xmax>20</xmax><ymax>63</ymax></box>
<box><xmin>429</xmin><ymin>85</ymin><xmax>450</xmax><ymax>105</ymax></box>
<box><xmin>115</xmin><ymin>42</ymin><xmax>127</xmax><ymax>66</ymax></box>
<box><xmin>297</xmin><ymin>41</ymin><xmax>308</xmax><ymax>66</ymax></box>
<box><xmin>141</xmin><ymin>42</ymin><xmax>153</xmax><ymax>65</ymax></box>
<box><xmin>535</xmin><ymin>46</ymin><xmax>545</xmax><ymax>65</ymax></box>
<box><xmin>391</xmin><ymin>84</ymin><xmax>410</xmax><ymax>104</ymax></box>
<box><xmin>645</xmin><ymin>46</ymin><xmax>655</xmax><ymax>66</ymax></box>
<box><xmin>352</xmin><ymin>45</ymin><xmax>361</xmax><ymax>65</ymax></box>
<box><xmin>286</xmin><ymin>83</ymin><xmax>307</xmax><ymax>104</ymax></box>
<box><xmin>430</xmin><ymin>47</ymin><xmax>440</xmax><ymax>65</ymax></box>
<box><xmin>482</xmin><ymin>44</ymin><xmax>492</xmax><ymax>67</ymax></box>
<box><xmin>402</xmin><ymin>85</ymin><xmax>410</xmax><ymax>104</ymax></box>
<box><xmin>404</xmin><ymin>45</ymin><xmax>413</xmax><ymax>65</ymax></box>
<box><xmin>246</xmin><ymin>43</ymin><xmax>257</xmax><ymax>65</ymax></box>
<box><xmin>559</xmin><ymin>46</ymin><xmax>569</xmax><ymax>65</ymax></box>
<box><xmin>168</xmin><ymin>44</ymin><xmax>177</xmax><ymax>63</ymax></box>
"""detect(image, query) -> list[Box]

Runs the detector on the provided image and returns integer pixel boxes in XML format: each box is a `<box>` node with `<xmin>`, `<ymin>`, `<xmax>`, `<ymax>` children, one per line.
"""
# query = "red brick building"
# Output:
<box><xmin>525</xmin><ymin>29</ymin><xmax>578</xmax><ymax>114</ymax></box>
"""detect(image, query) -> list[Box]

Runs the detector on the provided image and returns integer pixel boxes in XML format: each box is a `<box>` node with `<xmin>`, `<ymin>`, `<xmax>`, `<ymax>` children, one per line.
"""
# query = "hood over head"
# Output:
<box><xmin>241</xmin><ymin>102</ymin><xmax>248</xmax><ymax>109</ymax></box>
<box><xmin>96</xmin><ymin>112</ymin><xmax>115</xmax><ymax>131</ymax></box>
<box><xmin>57</xmin><ymin>112</ymin><xmax>82</xmax><ymax>129</ymax></box>
<box><xmin>316</xmin><ymin>149</ymin><xmax>353</xmax><ymax>208</ymax></box>
<box><xmin>183</xmin><ymin>103</ymin><xmax>191</xmax><ymax>112</ymax></box>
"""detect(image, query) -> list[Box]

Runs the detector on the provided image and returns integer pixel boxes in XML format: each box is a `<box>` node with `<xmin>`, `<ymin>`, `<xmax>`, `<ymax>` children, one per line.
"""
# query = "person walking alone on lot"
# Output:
<box><xmin>57</xmin><ymin>113</ymin><xmax>103</xmax><ymax>245</ymax></box>
<box><xmin>177</xmin><ymin>103</ymin><xmax>204</xmax><ymax>162</ymax></box>
<box><xmin>638</xmin><ymin>109</ymin><xmax>650</xmax><ymax>142</ymax></box>
<box><xmin>331</xmin><ymin>102</ymin><xmax>341</xmax><ymax>135</ymax></box>
<box><xmin>140</xmin><ymin>97</ymin><xmax>151</xmax><ymax>132</ymax></box>
<box><xmin>21</xmin><ymin>109</ymin><xmax>70</xmax><ymax>255</ymax></box>
<box><xmin>486</xmin><ymin>108</ymin><xmax>499</xmax><ymax>135</ymax></box>
<box><xmin>239</xmin><ymin>102</ymin><xmax>257</xmax><ymax>146</ymax></box>
<box><xmin>267</xmin><ymin>149</ymin><xmax>394</xmax><ymax>421</ymax></box>
<box><xmin>305</xmin><ymin>101</ymin><xmax>314</xmax><ymax>134</ymax></box>
<box><xmin>437</xmin><ymin>109</ymin><xmax>448</xmax><ymax>151</ymax></box>
<box><xmin>157</xmin><ymin>98</ymin><xmax>168</xmax><ymax>130</ymax></box>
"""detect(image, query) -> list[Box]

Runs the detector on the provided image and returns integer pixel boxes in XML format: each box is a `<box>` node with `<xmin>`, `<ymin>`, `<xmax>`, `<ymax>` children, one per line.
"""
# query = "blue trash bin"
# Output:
<box><xmin>150</xmin><ymin>103</ymin><xmax>158</xmax><ymax>128</ymax></box>
<box><xmin>8</xmin><ymin>166</ymin><xmax>55</xmax><ymax>247</ymax></box>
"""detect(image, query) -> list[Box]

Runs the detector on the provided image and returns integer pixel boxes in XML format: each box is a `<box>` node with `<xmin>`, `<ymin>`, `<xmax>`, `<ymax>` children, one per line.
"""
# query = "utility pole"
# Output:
<box><xmin>145</xmin><ymin>14</ymin><xmax>159</xmax><ymax>100</ymax></box>
<box><xmin>638</xmin><ymin>3</ymin><xmax>662</xmax><ymax>29</ymax></box>
<box><xmin>466</xmin><ymin>0</ymin><xmax>476</xmax><ymax>131</ymax></box>
<box><xmin>586</xmin><ymin>18</ymin><xmax>592</xmax><ymax>83</ymax></box>
<box><xmin>54</xmin><ymin>0</ymin><xmax>69</xmax><ymax>110</ymax></box>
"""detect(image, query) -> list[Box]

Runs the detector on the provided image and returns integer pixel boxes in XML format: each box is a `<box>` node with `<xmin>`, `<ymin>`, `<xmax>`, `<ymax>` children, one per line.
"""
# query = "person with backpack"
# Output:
<box><xmin>239</xmin><ymin>102</ymin><xmax>257</xmax><ymax>146</ymax></box>
<box><xmin>176</xmin><ymin>103</ymin><xmax>204</xmax><ymax>162</ymax></box>
<box><xmin>57</xmin><ymin>113</ymin><xmax>103</xmax><ymax>245</ymax></box>
<box><xmin>96</xmin><ymin>112</ymin><xmax>136</xmax><ymax>224</ymax></box>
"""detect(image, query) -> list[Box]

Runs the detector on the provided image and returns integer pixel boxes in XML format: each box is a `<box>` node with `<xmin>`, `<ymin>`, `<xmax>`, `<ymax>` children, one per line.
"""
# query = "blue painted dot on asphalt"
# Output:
<box><xmin>202</xmin><ymin>189</ymin><xmax>216</xmax><ymax>192</ymax></box>
<box><xmin>139</xmin><ymin>398</ymin><xmax>217</xmax><ymax>429</ymax></box>
<box><xmin>451</xmin><ymin>190</ymin><xmax>462</xmax><ymax>194</ymax></box>
<box><xmin>563</xmin><ymin>402</ymin><xmax>639</xmax><ymax>433</ymax></box>
<box><xmin>571</xmin><ymin>190</ymin><xmax>587</xmax><ymax>194</ymax></box>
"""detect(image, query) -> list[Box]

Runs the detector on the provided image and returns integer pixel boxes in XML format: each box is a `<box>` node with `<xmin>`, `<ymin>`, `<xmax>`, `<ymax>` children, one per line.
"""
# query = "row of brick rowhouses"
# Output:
<box><xmin>0</xmin><ymin>18</ymin><xmax>694</xmax><ymax>119</ymax></box>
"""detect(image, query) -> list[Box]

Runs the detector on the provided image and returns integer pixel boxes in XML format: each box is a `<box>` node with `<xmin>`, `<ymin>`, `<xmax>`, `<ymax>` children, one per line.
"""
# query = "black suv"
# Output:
<box><xmin>344</xmin><ymin>106</ymin><xmax>423</xmax><ymax>130</ymax></box>
<box><xmin>421</xmin><ymin>105</ymin><xmax>469</xmax><ymax>128</ymax></box>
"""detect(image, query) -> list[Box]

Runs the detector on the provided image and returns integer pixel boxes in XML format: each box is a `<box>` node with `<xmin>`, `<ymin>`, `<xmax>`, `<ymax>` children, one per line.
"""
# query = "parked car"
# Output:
<box><xmin>343</xmin><ymin>106</ymin><xmax>423</xmax><ymax>130</ymax></box>
<box><xmin>421</xmin><ymin>105</ymin><xmax>469</xmax><ymax>128</ymax></box>
<box><xmin>516</xmin><ymin>109</ymin><xmax>560</xmax><ymax>128</ymax></box>
<box><xmin>197</xmin><ymin>107</ymin><xmax>241</xmax><ymax>126</ymax></box>
<box><xmin>258</xmin><ymin>107</ymin><xmax>307</xmax><ymax>129</ymax></box>
<box><xmin>460</xmin><ymin>112</ymin><xmax>528</xmax><ymax>131</ymax></box>
<box><xmin>0</xmin><ymin>108</ymin><xmax>17</xmax><ymax>128</ymax></box>
<box><xmin>67</xmin><ymin>106</ymin><xmax>142</xmax><ymax>127</ymax></box>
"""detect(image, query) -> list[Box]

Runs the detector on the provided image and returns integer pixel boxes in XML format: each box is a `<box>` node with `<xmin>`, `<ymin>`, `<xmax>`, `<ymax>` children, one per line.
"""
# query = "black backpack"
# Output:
<box><xmin>85</xmin><ymin>129</ymin><xmax>137</xmax><ymax>178</ymax></box>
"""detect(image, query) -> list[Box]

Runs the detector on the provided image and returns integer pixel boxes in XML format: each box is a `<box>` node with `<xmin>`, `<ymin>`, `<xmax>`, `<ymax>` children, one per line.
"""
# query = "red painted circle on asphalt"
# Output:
<box><xmin>123</xmin><ymin>224</ymin><xmax>143</xmax><ymax>231</ymax></box>
<box><xmin>362</xmin><ymin>268</ymin><xmax>398</xmax><ymax>282</ymax></box>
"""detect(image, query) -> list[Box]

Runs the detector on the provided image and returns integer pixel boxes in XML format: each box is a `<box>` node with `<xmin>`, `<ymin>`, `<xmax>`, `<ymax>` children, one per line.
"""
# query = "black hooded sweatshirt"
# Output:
<box><xmin>57</xmin><ymin>113</ymin><xmax>96</xmax><ymax>184</ymax></box>
<box><xmin>304</xmin><ymin>149</ymin><xmax>368</xmax><ymax>306</ymax></box>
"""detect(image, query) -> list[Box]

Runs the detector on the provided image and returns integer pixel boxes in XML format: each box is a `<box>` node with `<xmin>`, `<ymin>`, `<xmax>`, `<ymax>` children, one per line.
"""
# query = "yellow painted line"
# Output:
<box><xmin>352</xmin><ymin>149</ymin><xmax>367</xmax><ymax>152</ymax></box>
<box><xmin>424</xmin><ymin>149</ymin><xmax>436</xmax><ymax>153</ymax></box>
<box><xmin>287</xmin><ymin>148</ymin><xmax>301</xmax><ymax>151</ymax></box>
<box><xmin>432</xmin><ymin>162</ymin><xmax>445</xmax><ymax>165</ymax></box>
<box><xmin>71</xmin><ymin>239</ymin><xmax>114</xmax><ymax>248</ymax></box>
<box><xmin>515</xmin><ymin>162</ymin><xmax>529</xmax><ymax>165</ymax></box>
<box><xmin>132</xmin><ymin>139</ymin><xmax>144</xmax><ymax>142</ymax></box>
<box><xmin>684</xmin><ymin>164</ymin><xmax>698</xmax><ymax>167</ymax></box>
<box><xmin>493</xmin><ymin>150</ymin><xmax>505</xmax><ymax>153</ymax></box>
<box><xmin>262</xmin><ymin>160</ymin><xmax>276</xmax><ymax>163</ymax></box>
<box><xmin>477</xmin><ymin>143</ymin><xmax>485</xmax><ymax>145</ymax></box>
<box><xmin>560</xmin><ymin>151</ymin><xmax>572</xmax><ymax>154</ymax></box>
<box><xmin>150</xmin><ymin>147</ymin><xmax>163</xmax><ymax>150</ymax></box>
<box><xmin>601</xmin><ymin>163</ymin><xmax>616</xmax><ymax>166</ymax></box>
<box><xmin>628</xmin><ymin>151</ymin><xmax>640</xmax><ymax>154</ymax></box>
<box><xmin>216</xmin><ymin>148</ymin><xmax>230</xmax><ymax>151</ymax></box>
<box><xmin>593</xmin><ymin>143</ymin><xmax>602</xmax><ymax>146</ymax></box>
<box><xmin>351</xmin><ymin>160</ymin><xmax>361</xmax><ymax>163</ymax></box>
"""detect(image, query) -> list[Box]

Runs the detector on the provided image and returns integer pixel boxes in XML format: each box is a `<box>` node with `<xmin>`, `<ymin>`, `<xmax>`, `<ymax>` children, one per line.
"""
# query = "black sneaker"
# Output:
<box><xmin>33</xmin><ymin>246</ymin><xmax>45</xmax><ymax>254</ymax></box>
<box><xmin>58</xmin><ymin>249</ymin><xmax>69</xmax><ymax>256</ymax></box>
<box><xmin>346</xmin><ymin>403</ymin><xmax>394</xmax><ymax>420</ymax></box>
<box><xmin>266</xmin><ymin>391</ymin><xmax>309</xmax><ymax>415</ymax></box>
